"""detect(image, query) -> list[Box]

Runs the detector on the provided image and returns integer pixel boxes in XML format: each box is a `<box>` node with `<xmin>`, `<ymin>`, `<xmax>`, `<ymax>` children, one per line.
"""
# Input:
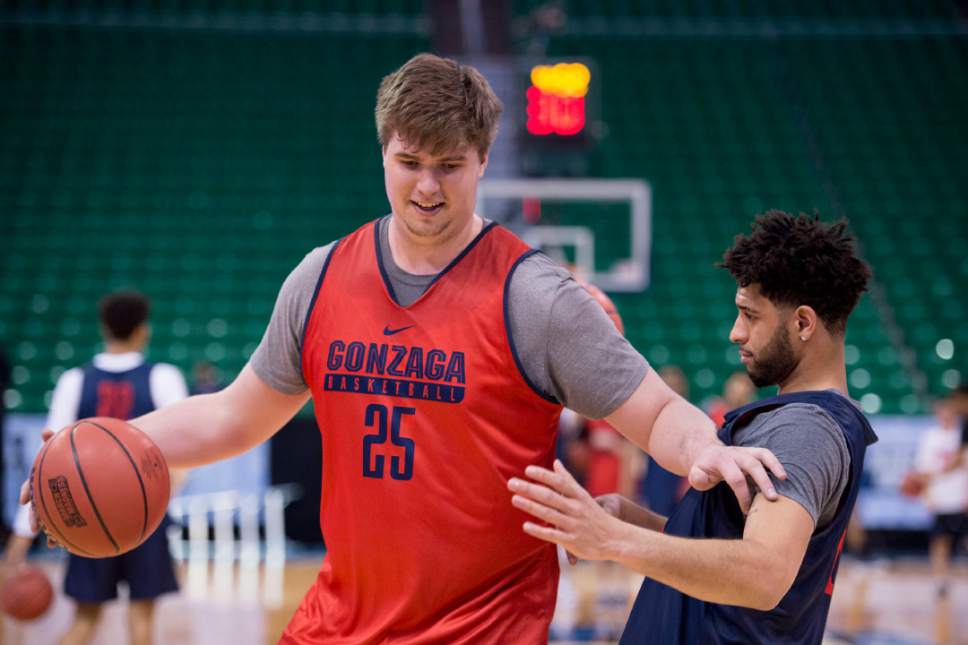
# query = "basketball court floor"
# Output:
<box><xmin>2</xmin><ymin>554</ymin><xmax>966</xmax><ymax>644</ymax></box>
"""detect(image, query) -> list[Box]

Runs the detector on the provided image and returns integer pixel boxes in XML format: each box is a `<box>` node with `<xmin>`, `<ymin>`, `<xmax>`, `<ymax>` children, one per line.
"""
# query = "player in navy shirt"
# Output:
<box><xmin>509</xmin><ymin>212</ymin><xmax>877</xmax><ymax>644</ymax></box>
<box><xmin>5</xmin><ymin>291</ymin><xmax>187</xmax><ymax>645</ymax></box>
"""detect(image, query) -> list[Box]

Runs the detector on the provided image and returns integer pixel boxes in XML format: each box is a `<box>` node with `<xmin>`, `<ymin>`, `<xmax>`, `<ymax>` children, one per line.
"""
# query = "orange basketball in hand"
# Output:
<box><xmin>1</xmin><ymin>565</ymin><xmax>53</xmax><ymax>621</ymax></box>
<box><xmin>30</xmin><ymin>418</ymin><xmax>170</xmax><ymax>558</ymax></box>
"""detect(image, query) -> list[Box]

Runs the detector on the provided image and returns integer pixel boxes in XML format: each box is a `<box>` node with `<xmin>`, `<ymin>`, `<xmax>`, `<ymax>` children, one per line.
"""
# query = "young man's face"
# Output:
<box><xmin>383</xmin><ymin>133</ymin><xmax>487</xmax><ymax>243</ymax></box>
<box><xmin>729</xmin><ymin>285</ymin><xmax>800</xmax><ymax>388</ymax></box>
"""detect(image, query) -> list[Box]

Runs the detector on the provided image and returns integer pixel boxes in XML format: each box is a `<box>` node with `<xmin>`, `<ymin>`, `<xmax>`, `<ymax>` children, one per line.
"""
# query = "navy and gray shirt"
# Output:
<box><xmin>621</xmin><ymin>390</ymin><xmax>878</xmax><ymax>645</ymax></box>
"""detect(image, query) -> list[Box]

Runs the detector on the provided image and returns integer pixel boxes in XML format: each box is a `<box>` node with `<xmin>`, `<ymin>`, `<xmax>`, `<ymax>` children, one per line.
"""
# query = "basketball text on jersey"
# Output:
<box><xmin>321</xmin><ymin>340</ymin><xmax>466</xmax><ymax>403</ymax></box>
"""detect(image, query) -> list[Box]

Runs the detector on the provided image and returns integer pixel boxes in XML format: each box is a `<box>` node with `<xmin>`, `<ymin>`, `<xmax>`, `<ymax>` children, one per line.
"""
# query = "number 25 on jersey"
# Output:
<box><xmin>362</xmin><ymin>404</ymin><xmax>415</xmax><ymax>480</ymax></box>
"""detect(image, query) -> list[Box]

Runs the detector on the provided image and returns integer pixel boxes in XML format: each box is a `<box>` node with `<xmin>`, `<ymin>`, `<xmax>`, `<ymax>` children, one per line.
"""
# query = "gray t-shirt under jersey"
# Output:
<box><xmin>250</xmin><ymin>217</ymin><xmax>649</xmax><ymax>419</ymax></box>
<box><xmin>733</xmin><ymin>399</ymin><xmax>853</xmax><ymax>529</ymax></box>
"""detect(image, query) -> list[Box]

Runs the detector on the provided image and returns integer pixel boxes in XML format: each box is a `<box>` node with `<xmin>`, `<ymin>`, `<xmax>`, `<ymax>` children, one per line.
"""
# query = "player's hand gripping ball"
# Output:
<box><xmin>29</xmin><ymin>418</ymin><xmax>171</xmax><ymax>558</ymax></box>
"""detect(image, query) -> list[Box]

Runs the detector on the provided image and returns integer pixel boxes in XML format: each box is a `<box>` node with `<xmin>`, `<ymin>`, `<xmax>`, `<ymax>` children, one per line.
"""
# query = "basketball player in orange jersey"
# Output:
<box><xmin>25</xmin><ymin>54</ymin><xmax>786</xmax><ymax>643</ymax></box>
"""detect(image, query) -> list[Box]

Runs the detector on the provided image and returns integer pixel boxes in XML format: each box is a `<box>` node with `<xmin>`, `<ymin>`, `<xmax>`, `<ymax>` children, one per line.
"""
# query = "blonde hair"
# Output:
<box><xmin>375</xmin><ymin>53</ymin><xmax>503</xmax><ymax>161</ymax></box>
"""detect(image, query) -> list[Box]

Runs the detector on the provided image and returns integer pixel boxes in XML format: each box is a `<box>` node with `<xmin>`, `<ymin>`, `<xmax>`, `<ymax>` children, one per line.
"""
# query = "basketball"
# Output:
<box><xmin>898</xmin><ymin>471</ymin><xmax>927</xmax><ymax>498</ymax></box>
<box><xmin>30</xmin><ymin>417</ymin><xmax>171</xmax><ymax>558</ymax></box>
<box><xmin>0</xmin><ymin>565</ymin><xmax>53</xmax><ymax>621</ymax></box>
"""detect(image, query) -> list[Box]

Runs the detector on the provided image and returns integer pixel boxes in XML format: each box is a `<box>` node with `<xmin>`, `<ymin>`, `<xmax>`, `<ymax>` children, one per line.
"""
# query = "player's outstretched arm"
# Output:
<box><xmin>606</xmin><ymin>368</ymin><xmax>713</xmax><ymax>471</ymax></box>
<box><xmin>611</xmin><ymin>493</ymin><xmax>812</xmax><ymax>610</ymax></box>
<box><xmin>510</xmin><ymin>461</ymin><xmax>812</xmax><ymax>611</ymax></box>
<box><xmin>132</xmin><ymin>362</ymin><xmax>310</xmax><ymax>469</ymax></box>
<box><xmin>20</xmin><ymin>366</ymin><xmax>307</xmax><ymax>543</ymax></box>
<box><xmin>606</xmin><ymin>369</ymin><xmax>785</xmax><ymax>512</ymax></box>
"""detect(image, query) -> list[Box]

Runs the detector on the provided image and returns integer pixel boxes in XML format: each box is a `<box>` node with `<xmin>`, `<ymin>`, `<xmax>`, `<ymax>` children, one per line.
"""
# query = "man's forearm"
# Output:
<box><xmin>608</xmin><ymin>524</ymin><xmax>788</xmax><ymax>611</ymax></box>
<box><xmin>648</xmin><ymin>397</ymin><xmax>720</xmax><ymax>476</ymax></box>
<box><xmin>619</xmin><ymin>498</ymin><xmax>668</xmax><ymax>532</ymax></box>
<box><xmin>132</xmin><ymin>392</ymin><xmax>246</xmax><ymax>469</ymax></box>
<box><xmin>130</xmin><ymin>364</ymin><xmax>309</xmax><ymax>469</ymax></box>
<box><xmin>3</xmin><ymin>535</ymin><xmax>33</xmax><ymax>566</ymax></box>
<box><xmin>606</xmin><ymin>371</ymin><xmax>722</xmax><ymax>477</ymax></box>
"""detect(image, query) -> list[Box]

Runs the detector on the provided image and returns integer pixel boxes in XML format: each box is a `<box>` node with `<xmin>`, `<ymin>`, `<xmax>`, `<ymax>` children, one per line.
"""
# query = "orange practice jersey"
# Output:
<box><xmin>281</xmin><ymin>220</ymin><xmax>563</xmax><ymax>644</ymax></box>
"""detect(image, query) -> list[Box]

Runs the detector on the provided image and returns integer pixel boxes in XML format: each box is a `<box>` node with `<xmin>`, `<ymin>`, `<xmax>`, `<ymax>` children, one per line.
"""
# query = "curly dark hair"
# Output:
<box><xmin>720</xmin><ymin>211</ymin><xmax>872</xmax><ymax>335</ymax></box>
<box><xmin>98</xmin><ymin>291</ymin><xmax>150</xmax><ymax>341</ymax></box>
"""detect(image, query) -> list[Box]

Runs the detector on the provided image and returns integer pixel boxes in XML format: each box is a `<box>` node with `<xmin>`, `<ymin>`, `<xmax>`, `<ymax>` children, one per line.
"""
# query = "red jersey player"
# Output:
<box><xmin>24</xmin><ymin>54</ymin><xmax>785</xmax><ymax>643</ymax></box>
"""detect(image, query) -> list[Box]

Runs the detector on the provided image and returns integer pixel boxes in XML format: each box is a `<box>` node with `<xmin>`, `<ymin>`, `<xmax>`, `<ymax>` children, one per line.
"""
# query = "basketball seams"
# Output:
<box><xmin>69</xmin><ymin>425</ymin><xmax>121</xmax><ymax>554</ymax></box>
<box><xmin>30</xmin><ymin>419</ymin><xmax>166</xmax><ymax>558</ymax></box>
<box><xmin>86</xmin><ymin>419</ymin><xmax>151</xmax><ymax>544</ymax></box>
<box><xmin>34</xmin><ymin>425</ymin><xmax>96</xmax><ymax>557</ymax></box>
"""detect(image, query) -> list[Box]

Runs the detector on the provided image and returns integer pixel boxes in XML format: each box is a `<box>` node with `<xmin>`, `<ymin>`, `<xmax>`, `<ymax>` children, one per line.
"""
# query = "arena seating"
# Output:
<box><xmin>1</xmin><ymin>6</ymin><xmax>965</xmax><ymax>414</ymax></box>
<box><xmin>512</xmin><ymin>0</ymin><xmax>961</xmax><ymax>21</ymax></box>
<box><xmin>0</xmin><ymin>23</ymin><xmax>428</xmax><ymax>411</ymax></box>
<box><xmin>519</xmin><ymin>28</ymin><xmax>967</xmax><ymax>411</ymax></box>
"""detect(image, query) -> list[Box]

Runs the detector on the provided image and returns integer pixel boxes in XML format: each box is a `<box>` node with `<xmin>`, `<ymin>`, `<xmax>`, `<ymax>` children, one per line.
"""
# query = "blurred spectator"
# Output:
<box><xmin>584</xmin><ymin>416</ymin><xmax>645</xmax><ymax>500</ymax></box>
<box><xmin>707</xmin><ymin>371</ymin><xmax>756</xmax><ymax>428</ymax></box>
<box><xmin>953</xmin><ymin>384</ymin><xmax>968</xmax><ymax>445</ymax></box>
<box><xmin>639</xmin><ymin>365</ymin><xmax>689</xmax><ymax>515</ymax></box>
<box><xmin>191</xmin><ymin>360</ymin><xmax>224</xmax><ymax>395</ymax></box>
<box><xmin>914</xmin><ymin>393</ymin><xmax>968</xmax><ymax>596</ymax></box>
<box><xmin>658</xmin><ymin>365</ymin><xmax>688</xmax><ymax>400</ymax></box>
<box><xmin>558</xmin><ymin>280</ymin><xmax>642</xmax><ymax>498</ymax></box>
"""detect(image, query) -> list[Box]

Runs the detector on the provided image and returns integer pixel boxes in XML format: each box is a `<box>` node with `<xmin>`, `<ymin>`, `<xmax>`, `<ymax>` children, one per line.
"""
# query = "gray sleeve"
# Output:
<box><xmin>249</xmin><ymin>243</ymin><xmax>335</xmax><ymax>395</ymax></box>
<box><xmin>735</xmin><ymin>403</ymin><xmax>851</xmax><ymax>528</ymax></box>
<box><xmin>507</xmin><ymin>253</ymin><xmax>650</xmax><ymax>418</ymax></box>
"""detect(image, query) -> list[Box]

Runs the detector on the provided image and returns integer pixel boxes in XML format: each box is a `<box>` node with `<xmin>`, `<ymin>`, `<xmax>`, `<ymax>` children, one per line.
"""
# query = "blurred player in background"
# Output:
<box><xmin>707</xmin><ymin>370</ymin><xmax>756</xmax><ymax>428</ymax></box>
<box><xmin>572</xmin><ymin>282</ymin><xmax>645</xmax><ymax>500</ymax></box>
<box><xmin>190</xmin><ymin>360</ymin><xmax>224</xmax><ymax>395</ymax></box>
<box><xmin>914</xmin><ymin>391</ymin><xmax>968</xmax><ymax>597</ymax></box>
<box><xmin>510</xmin><ymin>212</ymin><xmax>877</xmax><ymax>644</ymax></box>
<box><xmin>26</xmin><ymin>54</ymin><xmax>785</xmax><ymax>643</ymax></box>
<box><xmin>6</xmin><ymin>291</ymin><xmax>186</xmax><ymax>645</ymax></box>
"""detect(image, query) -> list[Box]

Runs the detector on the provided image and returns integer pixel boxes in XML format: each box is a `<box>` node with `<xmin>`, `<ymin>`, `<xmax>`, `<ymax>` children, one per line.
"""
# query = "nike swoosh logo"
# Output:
<box><xmin>383</xmin><ymin>324</ymin><xmax>415</xmax><ymax>336</ymax></box>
